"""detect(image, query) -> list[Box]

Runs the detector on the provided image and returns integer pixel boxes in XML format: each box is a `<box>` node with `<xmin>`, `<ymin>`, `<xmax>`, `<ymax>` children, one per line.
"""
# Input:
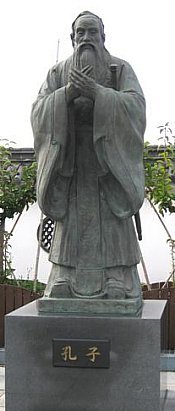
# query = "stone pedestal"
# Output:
<box><xmin>5</xmin><ymin>300</ymin><xmax>167</xmax><ymax>411</ymax></box>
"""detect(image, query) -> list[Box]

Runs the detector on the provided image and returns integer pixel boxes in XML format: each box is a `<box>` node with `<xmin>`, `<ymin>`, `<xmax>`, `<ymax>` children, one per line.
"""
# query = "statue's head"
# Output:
<box><xmin>71</xmin><ymin>11</ymin><xmax>105</xmax><ymax>49</ymax></box>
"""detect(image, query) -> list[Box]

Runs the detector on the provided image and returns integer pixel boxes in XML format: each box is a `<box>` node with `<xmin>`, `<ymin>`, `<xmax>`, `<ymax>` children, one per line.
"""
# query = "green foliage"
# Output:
<box><xmin>0</xmin><ymin>145</ymin><xmax>37</xmax><ymax>219</ymax></box>
<box><xmin>0</xmin><ymin>144</ymin><xmax>37</xmax><ymax>281</ymax></box>
<box><xmin>2</xmin><ymin>278</ymin><xmax>45</xmax><ymax>294</ymax></box>
<box><xmin>144</xmin><ymin>143</ymin><xmax>175</xmax><ymax>216</ymax></box>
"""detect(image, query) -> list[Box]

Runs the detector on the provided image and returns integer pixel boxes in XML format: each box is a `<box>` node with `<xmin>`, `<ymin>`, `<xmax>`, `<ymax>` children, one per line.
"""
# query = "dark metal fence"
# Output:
<box><xmin>0</xmin><ymin>284</ymin><xmax>40</xmax><ymax>347</ymax></box>
<box><xmin>143</xmin><ymin>283</ymin><xmax>175</xmax><ymax>350</ymax></box>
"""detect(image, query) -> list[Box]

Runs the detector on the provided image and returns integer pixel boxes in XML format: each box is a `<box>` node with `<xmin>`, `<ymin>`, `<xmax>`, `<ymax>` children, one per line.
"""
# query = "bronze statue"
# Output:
<box><xmin>31</xmin><ymin>11</ymin><xmax>146</xmax><ymax>314</ymax></box>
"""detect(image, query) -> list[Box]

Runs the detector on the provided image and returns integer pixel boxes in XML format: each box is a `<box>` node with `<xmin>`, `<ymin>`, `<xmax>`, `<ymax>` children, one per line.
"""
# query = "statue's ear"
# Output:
<box><xmin>70</xmin><ymin>34</ymin><xmax>74</xmax><ymax>47</ymax></box>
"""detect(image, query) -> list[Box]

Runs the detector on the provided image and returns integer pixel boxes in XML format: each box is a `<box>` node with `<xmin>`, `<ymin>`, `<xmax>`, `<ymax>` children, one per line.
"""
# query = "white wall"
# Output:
<box><xmin>5</xmin><ymin>199</ymin><xmax>175</xmax><ymax>285</ymax></box>
<box><xmin>138</xmin><ymin>199</ymin><xmax>174</xmax><ymax>284</ymax></box>
<box><xmin>6</xmin><ymin>203</ymin><xmax>51</xmax><ymax>284</ymax></box>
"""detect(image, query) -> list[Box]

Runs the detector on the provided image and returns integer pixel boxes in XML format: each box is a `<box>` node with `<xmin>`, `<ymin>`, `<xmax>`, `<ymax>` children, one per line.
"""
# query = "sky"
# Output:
<box><xmin>0</xmin><ymin>0</ymin><xmax>175</xmax><ymax>147</ymax></box>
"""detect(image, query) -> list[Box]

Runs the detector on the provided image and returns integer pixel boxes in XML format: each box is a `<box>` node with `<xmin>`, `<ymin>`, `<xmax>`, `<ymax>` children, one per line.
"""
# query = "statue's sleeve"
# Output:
<box><xmin>31</xmin><ymin>64</ymin><xmax>67</xmax><ymax>161</ymax></box>
<box><xmin>94</xmin><ymin>61</ymin><xmax>146</xmax><ymax>219</ymax></box>
<box><xmin>31</xmin><ymin>65</ymin><xmax>72</xmax><ymax>220</ymax></box>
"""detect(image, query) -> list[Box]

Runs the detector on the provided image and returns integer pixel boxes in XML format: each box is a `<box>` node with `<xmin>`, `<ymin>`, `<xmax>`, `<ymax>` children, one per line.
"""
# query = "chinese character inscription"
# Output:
<box><xmin>53</xmin><ymin>339</ymin><xmax>110</xmax><ymax>368</ymax></box>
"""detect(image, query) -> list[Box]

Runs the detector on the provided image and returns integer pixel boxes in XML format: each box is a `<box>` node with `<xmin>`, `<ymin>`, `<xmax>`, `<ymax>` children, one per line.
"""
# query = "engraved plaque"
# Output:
<box><xmin>53</xmin><ymin>339</ymin><xmax>110</xmax><ymax>368</ymax></box>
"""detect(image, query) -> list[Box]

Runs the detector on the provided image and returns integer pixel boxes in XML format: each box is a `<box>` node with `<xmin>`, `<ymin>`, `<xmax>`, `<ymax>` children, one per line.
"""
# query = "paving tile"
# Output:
<box><xmin>0</xmin><ymin>392</ymin><xmax>5</xmax><ymax>407</ymax></box>
<box><xmin>167</xmin><ymin>390</ymin><xmax>175</xmax><ymax>399</ymax></box>
<box><xmin>164</xmin><ymin>399</ymin><xmax>175</xmax><ymax>411</ymax></box>
<box><xmin>167</xmin><ymin>372</ymin><xmax>175</xmax><ymax>388</ymax></box>
<box><xmin>0</xmin><ymin>377</ymin><xmax>5</xmax><ymax>391</ymax></box>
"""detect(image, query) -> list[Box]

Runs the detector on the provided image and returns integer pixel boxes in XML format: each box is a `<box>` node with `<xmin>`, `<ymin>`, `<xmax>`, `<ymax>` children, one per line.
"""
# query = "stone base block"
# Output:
<box><xmin>38</xmin><ymin>295</ymin><xmax>142</xmax><ymax>316</ymax></box>
<box><xmin>5</xmin><ymin>300</ymin><xmax>167</xmax><ymax>411</ymax></box>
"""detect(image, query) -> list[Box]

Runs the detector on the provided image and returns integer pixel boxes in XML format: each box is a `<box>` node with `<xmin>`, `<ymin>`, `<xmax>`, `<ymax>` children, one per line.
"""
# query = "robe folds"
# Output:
<box><xmin>31</xmin><ymin>54</ymin><xmax>146</xmax><ymax>269</ymax></box>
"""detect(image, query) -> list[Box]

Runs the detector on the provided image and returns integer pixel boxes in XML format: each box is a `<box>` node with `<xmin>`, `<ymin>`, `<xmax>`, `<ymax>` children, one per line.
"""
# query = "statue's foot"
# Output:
<box><xmin>105</xmin><ymin>278</ymin><xmax>125</xmax><ymax>299</ymax></box>
<box><xmin>49</xmin><ymin>280</ymin><xmax>72</xmax><ymax>298</ymax></box>
<box><xmin>105</xmin><ymin>266</ymin><xmax>142</xmax><ymax>304</ymax></box>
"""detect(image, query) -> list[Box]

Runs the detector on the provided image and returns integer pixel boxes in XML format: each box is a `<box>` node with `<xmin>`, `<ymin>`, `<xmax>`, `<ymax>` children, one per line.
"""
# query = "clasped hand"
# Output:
<box><xmin>66</xmin><ymin>65</ymin><xmax>96</xmax><ymax>103</ymax></box>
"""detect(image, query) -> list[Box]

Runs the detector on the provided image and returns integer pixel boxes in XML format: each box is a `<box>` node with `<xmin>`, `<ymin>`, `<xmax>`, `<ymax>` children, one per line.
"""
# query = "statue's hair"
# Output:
<box><xmin>71</xmin><ymin>11</ymin><xmax>105</xmax><ymax>46</ymax></box>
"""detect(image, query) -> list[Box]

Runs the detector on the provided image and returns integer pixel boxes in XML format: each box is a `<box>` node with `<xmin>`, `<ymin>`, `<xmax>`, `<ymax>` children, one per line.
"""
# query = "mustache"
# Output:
<box><xmin>76</xmin><ymin>42</ymin><xmax>97</xmax><ymax>52</ymax></box>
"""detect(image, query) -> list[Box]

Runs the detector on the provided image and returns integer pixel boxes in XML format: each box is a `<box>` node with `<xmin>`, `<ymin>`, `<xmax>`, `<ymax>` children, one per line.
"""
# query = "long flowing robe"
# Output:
<box><xmin>31</xmin><ymin>53</ymin><xmax>146</xmax><ymax>271</ymax></box>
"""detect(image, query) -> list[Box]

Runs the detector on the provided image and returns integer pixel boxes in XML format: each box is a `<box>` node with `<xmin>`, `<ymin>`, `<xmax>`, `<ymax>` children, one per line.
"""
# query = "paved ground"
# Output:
<box><xmin>165</xmin><ymin>391</ymin><xmax>175</xmax><ymax>411</ymax></box>
<box><xmin>0</xmin><ymin>367</ymin><xmax>5</xmax><ymax>410</ymax></box>
<box><xmin>0</xmin><ymin>366</ymin><xmax>175</xmax><ymax>410</ymax></box>
<box><xmin>164</xmin><ymin>372</ymin><xmax>175</xmax><ymax>410</ymax></box>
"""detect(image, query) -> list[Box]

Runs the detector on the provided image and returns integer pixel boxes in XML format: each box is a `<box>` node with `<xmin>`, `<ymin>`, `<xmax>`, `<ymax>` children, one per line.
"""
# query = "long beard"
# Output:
<box><xmin>72</xmin><ymin>44</ymin><xmax>110</xmax><ymax>85</ymax></box>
